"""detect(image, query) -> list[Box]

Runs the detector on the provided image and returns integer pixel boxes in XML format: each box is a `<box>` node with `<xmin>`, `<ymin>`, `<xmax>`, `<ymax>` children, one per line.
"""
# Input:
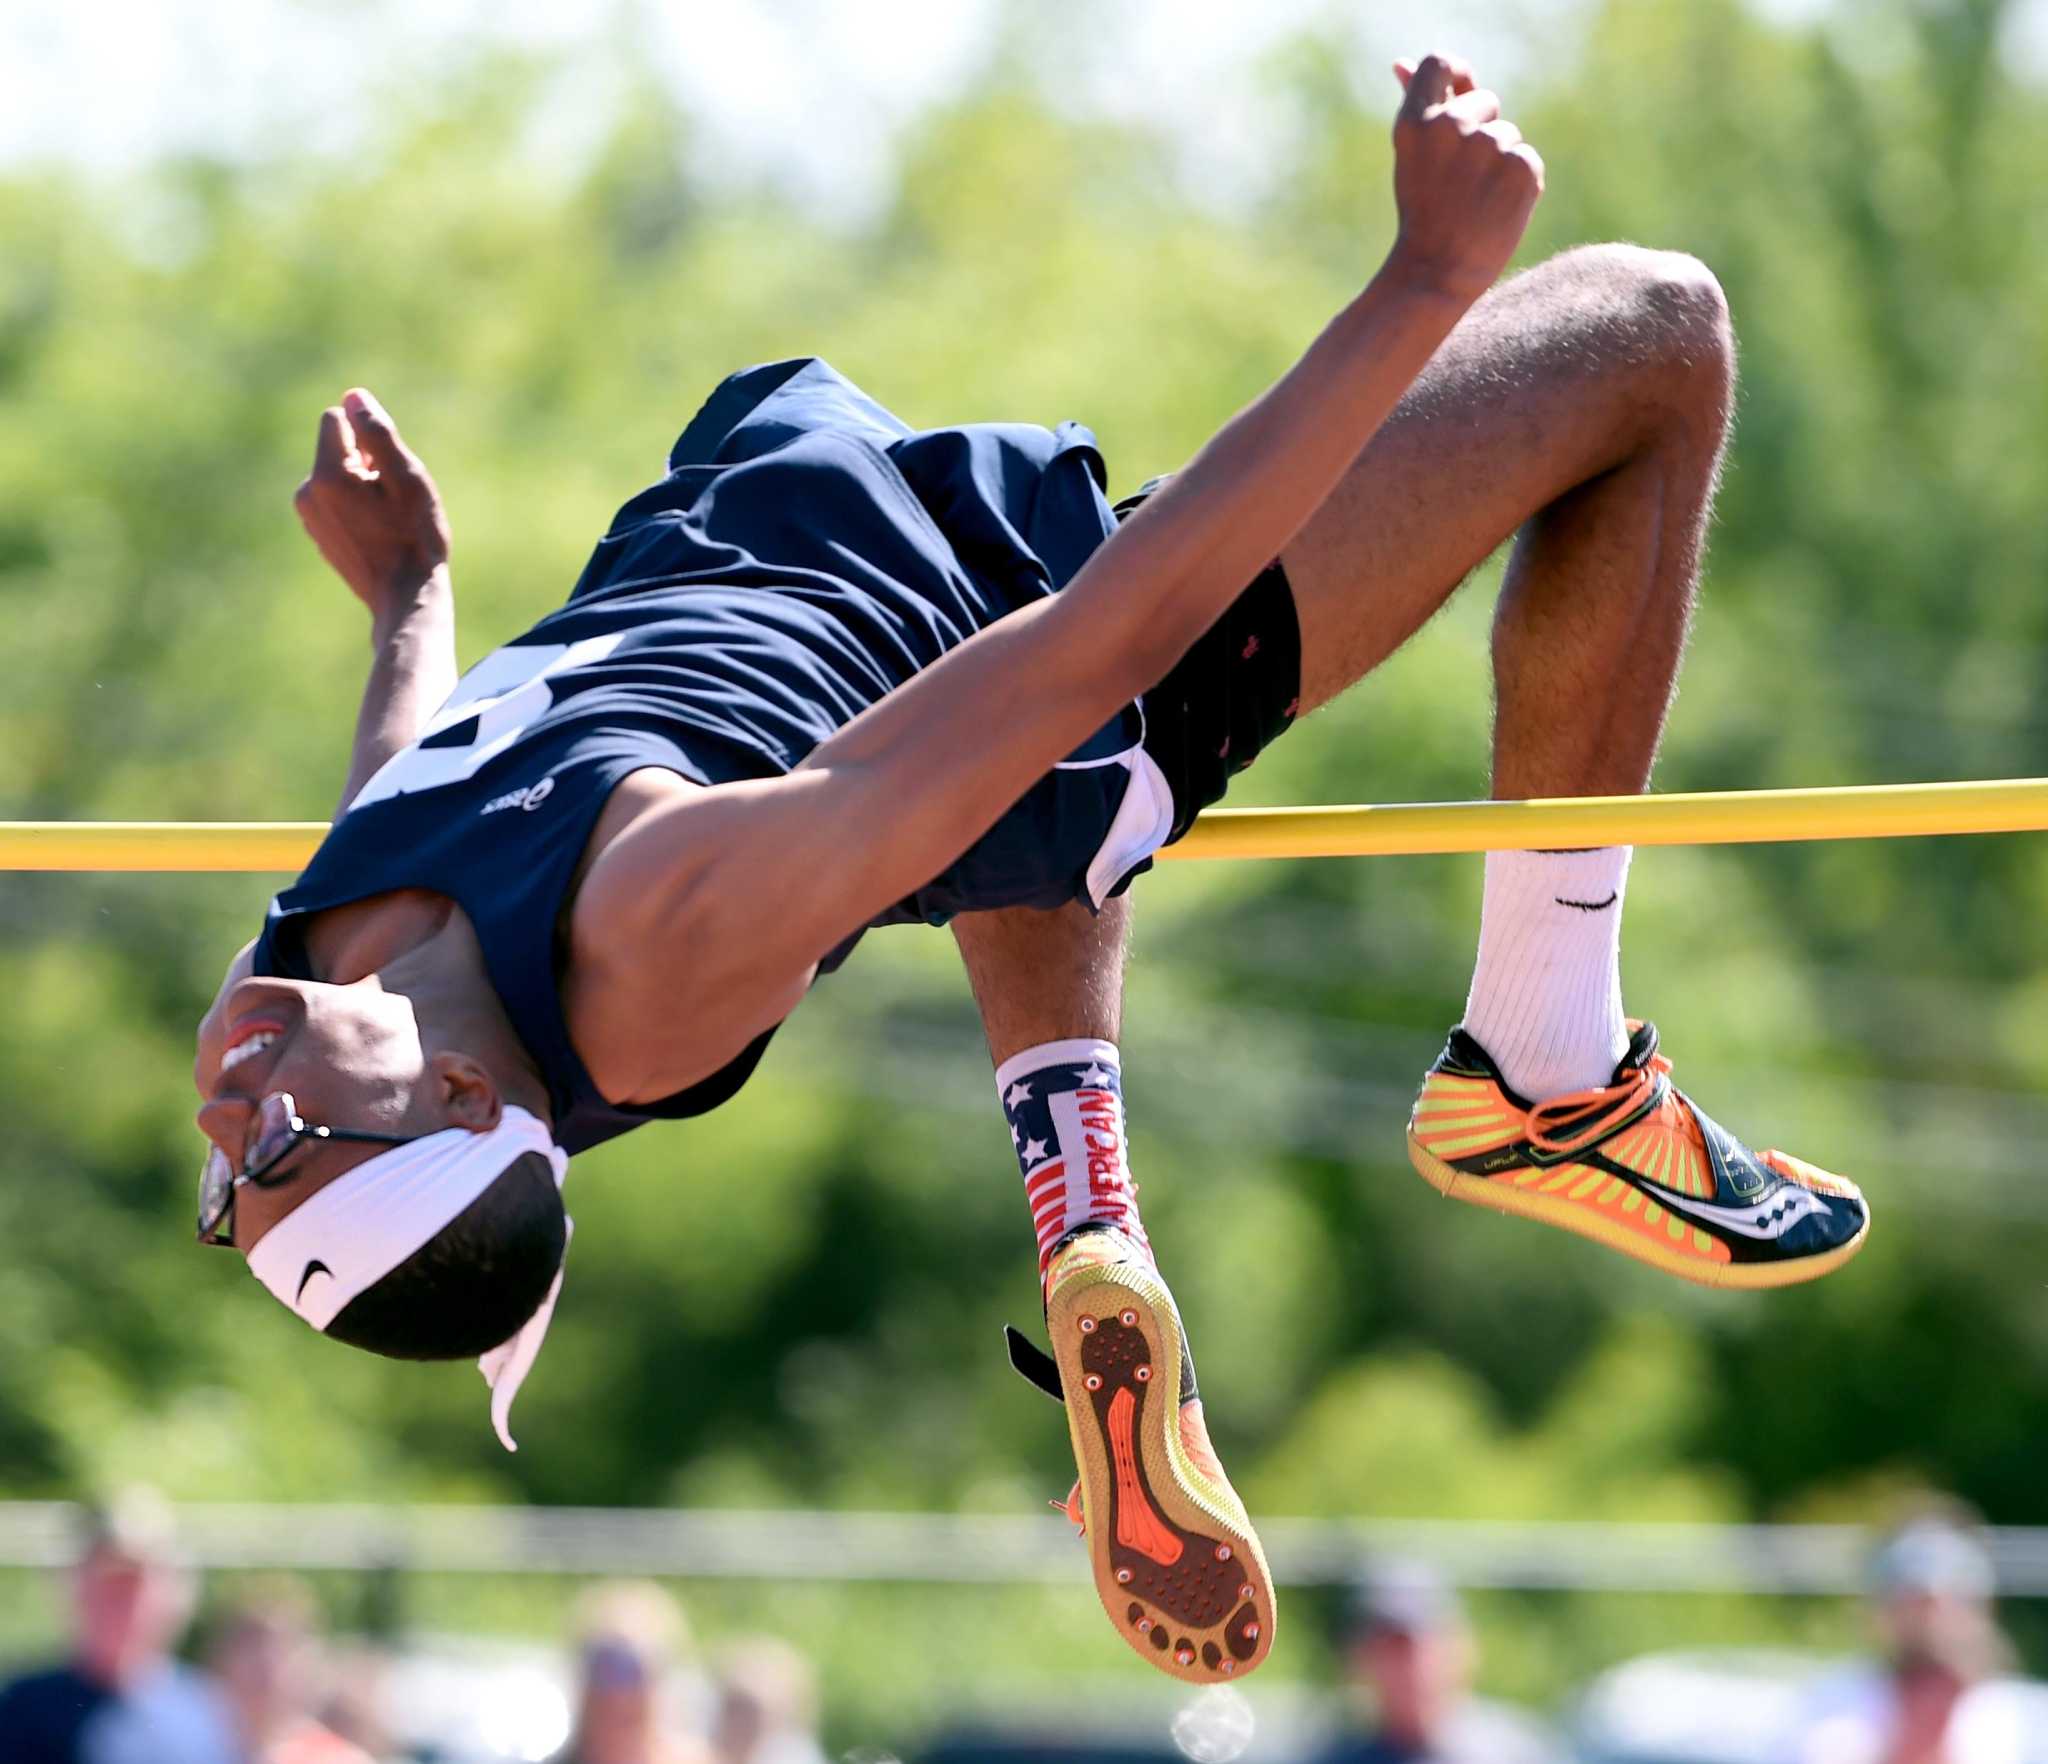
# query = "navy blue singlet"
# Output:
<box><xmin>252</xmin><ymin>359</ymin><xmax>1165</xmax><ymax>1154</ymax></box>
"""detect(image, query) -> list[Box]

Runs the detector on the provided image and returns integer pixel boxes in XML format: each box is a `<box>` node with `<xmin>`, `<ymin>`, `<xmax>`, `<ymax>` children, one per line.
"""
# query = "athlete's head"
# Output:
<box><xmin>194</xmin><ymin>962</ymin><xmax>571</xmax><ymax>1447</ymax></box>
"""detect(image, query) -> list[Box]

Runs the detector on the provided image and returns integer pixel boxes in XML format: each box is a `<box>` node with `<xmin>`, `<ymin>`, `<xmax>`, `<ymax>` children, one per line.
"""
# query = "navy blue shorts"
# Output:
<box><xmin>1116</xmin><ymin>480</ymin><xmax>1304</xmax><ymax>844</ymax></box>
<box><xmin>624</xmin><ymin>359</ymin><xmax>1305</xmax><ymax>911</ymax></box>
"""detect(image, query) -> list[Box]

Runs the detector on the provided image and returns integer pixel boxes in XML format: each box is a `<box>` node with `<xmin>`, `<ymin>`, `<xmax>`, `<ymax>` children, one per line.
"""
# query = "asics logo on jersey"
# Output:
<box><xmin>480</xmin><ymin>777</ymin><xmax>555</xmax><ymax>817</ymax></box>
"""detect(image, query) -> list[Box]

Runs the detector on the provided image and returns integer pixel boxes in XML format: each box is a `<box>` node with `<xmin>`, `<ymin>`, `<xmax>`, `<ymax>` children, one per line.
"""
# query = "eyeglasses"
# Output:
<box><xmin>196</xmin><ymin>1091</ymin><xmax>421</xmax><ymax>1248</ymax></box>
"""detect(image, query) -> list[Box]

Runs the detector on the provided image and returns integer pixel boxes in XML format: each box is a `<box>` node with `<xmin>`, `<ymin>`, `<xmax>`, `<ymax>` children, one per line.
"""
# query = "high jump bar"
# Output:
<box><xmin>5</xmin><ymin>776</ymin><xmax>2048</xmax><ymax>871</ymax></box>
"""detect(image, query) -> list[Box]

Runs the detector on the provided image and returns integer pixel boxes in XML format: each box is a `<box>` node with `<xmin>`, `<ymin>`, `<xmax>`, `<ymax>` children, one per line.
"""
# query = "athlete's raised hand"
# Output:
<box><xmin>1386</xmin><ymin>53</ymin><xmax>1545</xmax><ymax>304</ymax></box>
<box><xmin>293</xmin><ymin>388</ymin><xmax>451</xmax><ymax>627</ymax></box>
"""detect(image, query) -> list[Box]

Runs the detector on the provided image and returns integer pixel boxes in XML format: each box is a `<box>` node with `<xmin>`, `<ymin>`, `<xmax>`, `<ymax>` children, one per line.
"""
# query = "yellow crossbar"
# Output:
<box><xmin>5</xmin><ymin>777</ymin><xmax>2048</xmax><ymax>871</ymax></box>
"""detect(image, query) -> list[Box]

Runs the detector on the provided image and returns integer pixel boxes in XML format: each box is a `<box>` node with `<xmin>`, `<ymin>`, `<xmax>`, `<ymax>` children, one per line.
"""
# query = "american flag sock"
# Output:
<box><xmin>996</xmin><ymin>1038</ymin><xmax>1153</xmax><ymax>1283</ymax></box>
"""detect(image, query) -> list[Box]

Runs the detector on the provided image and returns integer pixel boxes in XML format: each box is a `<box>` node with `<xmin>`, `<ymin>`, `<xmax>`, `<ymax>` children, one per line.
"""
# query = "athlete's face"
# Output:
<box><xmin>193</xmin><ymin>974</ymin><xmax>451</xmax><ymax>1250</ymax></box>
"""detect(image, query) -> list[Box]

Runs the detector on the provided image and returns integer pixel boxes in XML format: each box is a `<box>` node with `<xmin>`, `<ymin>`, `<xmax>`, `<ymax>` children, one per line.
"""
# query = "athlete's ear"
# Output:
<box><xmin>428</xmin><ymin>1052</ymin><xmax>503</xmax><ymax>1132</ymax></box>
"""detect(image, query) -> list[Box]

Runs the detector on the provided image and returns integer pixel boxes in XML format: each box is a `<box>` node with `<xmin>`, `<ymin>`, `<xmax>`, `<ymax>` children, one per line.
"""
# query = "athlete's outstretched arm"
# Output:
<box><xmin>577</xmin><ymin>56</ymin><xmax>1545</xmax><ymax>1089</ymax></box>
<box><xmin>801</xmin><ymin>56</ymin><xmax>1544</xmax><ymax>890</ymax></box>
<box><xmin>292</xmin><ymin>388</ymin><xmax>459</xmax><ymax>815</ymax></box>
<box><xmin>191</xmin><ymin>395</ymin><xmax>457</xmax><ymax>1077</ymax></box>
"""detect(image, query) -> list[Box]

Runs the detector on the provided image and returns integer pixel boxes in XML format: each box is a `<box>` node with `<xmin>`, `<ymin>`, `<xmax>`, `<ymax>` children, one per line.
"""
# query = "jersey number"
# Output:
<box><xmin>348</xmin><ymin>632</ymin><xmax>626</xmax><ymax>811</ymax></box>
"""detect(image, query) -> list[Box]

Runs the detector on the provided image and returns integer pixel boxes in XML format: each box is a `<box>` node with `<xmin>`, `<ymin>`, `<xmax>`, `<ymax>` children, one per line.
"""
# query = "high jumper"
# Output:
<box><xmin>192</xmin><ymin>56</ymin><xmax>1866</xmax><ymax>1684</ymax></box>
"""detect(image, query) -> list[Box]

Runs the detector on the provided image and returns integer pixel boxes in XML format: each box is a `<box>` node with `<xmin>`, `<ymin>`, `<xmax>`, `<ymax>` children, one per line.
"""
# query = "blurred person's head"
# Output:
<box><xmin>69</xmin><ymin>1488</ymin><xmax>198</xmax><ymax>1690</ymax></box>
<box><xmin>1341</xmin><ymin>1560</ymin><xmax>1474</xmax><ymax>1748</ymax></box>
<box><xmin>565</xmin><ymin>1581</ymin><xmax>699</xmax><ymax>1764</ymax></box>
<box><xmin>710</xmin><ymin>1637</ymin><xmax>819</xmax><ymax>1764</ymax></box>
<box><xmin>1867</xmin><ymin>1513</ymin><xmax>2010</xmax><ymax>1691</ymax></box>
<box><xmin>205</xmin><ymin>1577</ymin><xmax>328</xmax><ymax>1747</ymax></box>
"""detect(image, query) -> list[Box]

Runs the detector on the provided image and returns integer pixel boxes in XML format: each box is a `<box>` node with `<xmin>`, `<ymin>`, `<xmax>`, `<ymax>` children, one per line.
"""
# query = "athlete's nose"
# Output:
<box><xmin>224</xmin><ymin>975</ymin><xmax>321</xmax><ymax>1021</ymax></box>
<box><xmin>195</xmin><ymin>1096</ymin><xmax>257</xmax><ymax>1165</ymax></box>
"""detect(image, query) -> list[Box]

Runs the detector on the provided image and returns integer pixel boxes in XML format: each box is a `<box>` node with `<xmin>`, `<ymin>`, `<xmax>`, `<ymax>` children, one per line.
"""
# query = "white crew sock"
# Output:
<box><xmin>994</xmin><ymin>1038</ymin><xmax>1152</xmax><ymax>1279</ymax></box>
<box><xmin>1460</xmin><ymin>846</ymin><xmax>1633</xmax><ymax>1101</ymax></box>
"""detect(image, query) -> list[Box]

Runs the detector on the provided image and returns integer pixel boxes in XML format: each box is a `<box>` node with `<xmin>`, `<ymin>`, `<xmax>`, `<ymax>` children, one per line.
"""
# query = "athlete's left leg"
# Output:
<box><xmin>951</xmin><ymin>895</ymin><xmax>1147</xmax><ymax>1280</ymax></box>
<box><xmin>953</xmin><ymin>897</ymin><xmax>1126</xmax><ymax>1071</ymax></box>
<box><xmin>952</xmin><ymin>897</ymin><xmax>1275</xmax><ymax>1685</ymax></box>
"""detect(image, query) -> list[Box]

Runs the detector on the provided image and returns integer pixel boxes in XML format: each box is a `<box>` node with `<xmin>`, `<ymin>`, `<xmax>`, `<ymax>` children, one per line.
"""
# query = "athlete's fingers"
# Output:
<box><xmin>1398</xmin><ymin>53</ymin><xmax>1480</xmax><ymax>123</ymax></box>
<box><xmin>1394</xmin><ymin>58</ymin><xmax>1415</xmax><ymax>91</ymax></box>
<box><xmin>1409</xmin><ymin>53</ymin><xmax>1474</xmax><ymax>97</ymax></box>
<box><xmin>312</xmin><ymin>406</ymin><xmax>357</xmax><ymax>481</ymax></box>
<box><xmin>1443</xmin><ymin>87</ymin><xmax>1503</xmax><ymax>128</ymax></box>
<box><xmin>343</xmin><ymin>387</ymin><xmax>417</xmax><ymax>480</ymax></box>
<box><xmin>1511</xmin><ymin>140</ymin><xmax>1547</xmax><ymax>193</ymax></box>
<box><xmin>1477</xmin><ymin>118</ymin><xmax>1524</xmax><ymax>151</ymax></box>
<box><xmin>1398</xmin><ymin>53</ymin><xmax>1457</xmax><ymax>121</ymax></box>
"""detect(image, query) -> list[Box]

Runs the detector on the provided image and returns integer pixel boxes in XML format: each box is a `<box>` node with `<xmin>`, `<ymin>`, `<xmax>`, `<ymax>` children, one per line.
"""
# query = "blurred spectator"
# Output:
<box><xmin>204</xmin><ymin>1579</ymin><xmax>373</xmax><ymax>1764</ymax></box>
<box><xmin>709</xmin><ymin>1638</ymin><xmax>827</xmax><ymax>1764</ymax></box>
<box><xmin>309</xmin><ymin>1644</ymin><xmax>395</xmax><ymax>1763</ymax></box>
<box><xmin>1798</xmin><ymin>1514</ymin><xmax>2028</xmax><ymax>1764</ymax></box>
<box><xmin>0</xmin><ymin>1488</ymin><xmax>236</xmax><ymax>1764</ymax></box>
<box><xmin>551</xmin><ymin>1582</ymin><xmax>710</xmax><ymax>1764</ymax></box>
<box><xmin>1311</xmin><ymin>1561</ymin><xmax>1562</xmax><ymax>1764</ymax></box>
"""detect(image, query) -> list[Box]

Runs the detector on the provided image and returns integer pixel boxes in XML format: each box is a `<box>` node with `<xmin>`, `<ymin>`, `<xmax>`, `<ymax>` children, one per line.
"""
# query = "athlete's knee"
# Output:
<box><xmin>1622</xmin><ymin>245</ymin><xmax>1732</xmax><ymax>389</ymax></box>
<box><xmin>1566</xmin><ymin>242</ymin><xmax>1735</xmax><ymax>420</ymax></box>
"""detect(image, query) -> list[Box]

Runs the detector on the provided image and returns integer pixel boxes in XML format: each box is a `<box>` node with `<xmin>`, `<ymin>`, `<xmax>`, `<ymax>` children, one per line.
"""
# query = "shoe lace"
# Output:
<box><xmin>1052</xmin><ymin>1479</ymin><xmax>1085</xmax><ymax>1536</ymax></box>
<box><xmin>1525</xmin><ymin>1051</ymin><xmax>1672</xmax><ymax>1157</ymax></box>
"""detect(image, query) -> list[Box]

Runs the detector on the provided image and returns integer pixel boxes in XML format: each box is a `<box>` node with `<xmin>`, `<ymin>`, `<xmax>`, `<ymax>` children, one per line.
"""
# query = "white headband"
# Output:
<box><xmin>245</xmin><ymin>1105</ymin><xmax>571</xmax><ymax>1451</ymax></box>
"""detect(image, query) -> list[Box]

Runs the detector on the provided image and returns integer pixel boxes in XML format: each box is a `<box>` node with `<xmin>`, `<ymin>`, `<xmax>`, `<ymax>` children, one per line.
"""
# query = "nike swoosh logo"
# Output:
<box><xmin>1555</xmin><ymin>891</ymin><xmax>1619</xmax><ymax>912</ymax></box>
<box><xmin>296</xmin><ymin>1260</ymin><xmax>334</xmax><ymax>1304</ymax></box>
<box><xmin>1633</xmin><ymin>1176</ymin><xmax>1831</xmax><ymax>1240</ymax></box>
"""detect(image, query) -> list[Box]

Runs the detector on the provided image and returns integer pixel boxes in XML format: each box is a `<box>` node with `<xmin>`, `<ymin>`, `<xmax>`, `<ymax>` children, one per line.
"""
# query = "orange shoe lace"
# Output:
<box><xmin>1053</xmin><ymin>1479</ymin><xmax>1086</xmax><ymax>1536</ymax></box>
<box><xmin>1524</xmin><ymin>1050</ymin><xmax>1671</xmax><ymax>1158</ymax></box>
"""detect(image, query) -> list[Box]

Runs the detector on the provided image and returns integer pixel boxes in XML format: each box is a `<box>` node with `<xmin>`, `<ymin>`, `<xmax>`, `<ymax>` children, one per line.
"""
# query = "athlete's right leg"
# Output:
<box><xmin>1268</xmin><ymin>243</ymin><xmax>1866</xmax><ymax>1286</ymax></box>
<box><xmin>1281</xmin><ymin>241</ymin><xmax>1730</xmax><ymax>790</ymax></box>
<box><xmin>951</xmin><ymin>898</ymin><xmax>1274</xmax><ymax>1683</ymax></box>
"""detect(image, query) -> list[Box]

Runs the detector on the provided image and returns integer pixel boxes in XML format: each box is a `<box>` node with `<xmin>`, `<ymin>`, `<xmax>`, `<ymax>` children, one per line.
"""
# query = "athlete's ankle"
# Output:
<box><xmin>1461</xmin><ymin>846</ymin><xmax>1632</xmax><ymax>1100</ymax></box>
<box><xmin>995</xmin><ymin>1039</ymin><xmax>1152</xmax><ymax>1279</ymax></box>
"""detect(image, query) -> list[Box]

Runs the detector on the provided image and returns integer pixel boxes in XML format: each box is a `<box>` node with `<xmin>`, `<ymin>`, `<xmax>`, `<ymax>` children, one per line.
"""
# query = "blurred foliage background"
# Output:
<box><xmin>1</xmin><ymin>0</ymin><xmax>2045</xmax><ymax>1745</ymax></box>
